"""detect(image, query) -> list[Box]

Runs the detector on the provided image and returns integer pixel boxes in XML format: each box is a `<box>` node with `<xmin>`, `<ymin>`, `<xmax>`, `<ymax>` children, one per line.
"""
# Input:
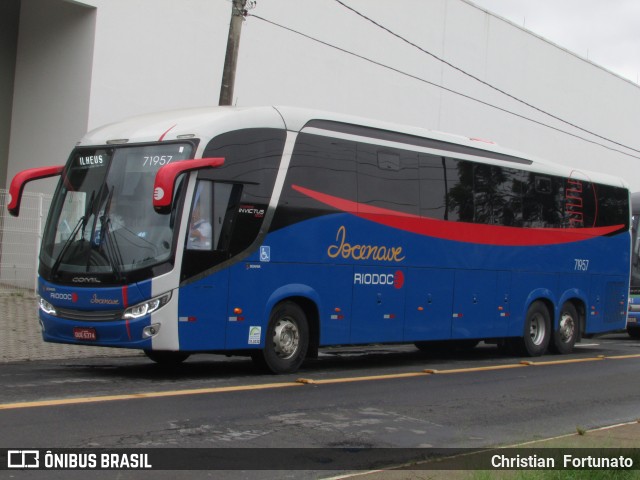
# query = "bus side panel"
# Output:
<box><xmin>225</xmin><ymin>262</ymin><xmax>353</xmax><ymax>350</ymax></box>
<box><xmin>587</xmin><ymin>275</ymin><xmax>628</xmax><ymax>334</ymax></box>
<box><xmin>176</xmin><ymin>270</ymin><xmax>229</xmax><ymax>351</ymax></box>
<box><xmin>350</xmin><ymin>266</ymin><xmax>405</xmax><ymax>343</ymax></box>
<box><xmin>451</xmin><ymin>270</ymin><xmax>502</xmax><ymax>339</ymax></box>
<box><xmin>403</xmin><ymin>268</ymin><xmax>454</xmax><ymax>341</ymax></box>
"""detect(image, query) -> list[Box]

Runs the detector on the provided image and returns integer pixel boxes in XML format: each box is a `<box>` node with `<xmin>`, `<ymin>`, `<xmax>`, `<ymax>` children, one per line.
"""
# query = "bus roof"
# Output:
<box><xmin>78</xmin><ymin>105</ymin><xmax>627</xmax><ymax>189</ymax></box>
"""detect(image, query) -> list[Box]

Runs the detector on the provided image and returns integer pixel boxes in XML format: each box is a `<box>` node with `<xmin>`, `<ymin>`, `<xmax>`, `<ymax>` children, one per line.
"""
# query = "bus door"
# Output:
<box><xmin>452</xmin><ymin>270</ymin><xmax>510</xmax><ymax>339</ymax></box>
<box><xmin>351</xmin><ymin>267</ymin><xmax>405</xmax><ymax>343</ymax></box>
<box><xmin>403</xmin><ymin>268</ymin><xmax>454</xmax><ymax>341</ymax></box>
<box><xmin>177</xmin><ymin>179</ymin><xmax>239</xmax><ymax>350</ymax></box>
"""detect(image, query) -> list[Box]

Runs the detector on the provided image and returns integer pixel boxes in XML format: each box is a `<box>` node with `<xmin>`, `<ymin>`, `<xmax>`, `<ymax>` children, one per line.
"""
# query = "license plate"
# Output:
<box><xmin>73</xmin><ymin>327</ymin><xmax>97</xmax><ymax>341</ymax></box>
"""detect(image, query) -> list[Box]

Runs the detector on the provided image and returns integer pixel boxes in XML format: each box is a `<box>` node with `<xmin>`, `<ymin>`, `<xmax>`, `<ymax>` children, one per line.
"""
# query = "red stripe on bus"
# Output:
<box><xmin>291</xmin><ymin>184</ymin><xmax>623</xmax><ymax>247</ymax></box>
<box><xmin>158</xmin><ymin>124</ymin><xmax>177</xmax><ymax>141</ymax></box>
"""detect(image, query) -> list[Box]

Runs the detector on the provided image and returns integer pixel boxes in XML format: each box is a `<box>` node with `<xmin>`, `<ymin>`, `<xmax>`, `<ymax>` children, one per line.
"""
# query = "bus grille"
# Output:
<box><xmin>55</xmin><ymin>307</ymin><xmax>124</xmax><ymax>322</ymax></box>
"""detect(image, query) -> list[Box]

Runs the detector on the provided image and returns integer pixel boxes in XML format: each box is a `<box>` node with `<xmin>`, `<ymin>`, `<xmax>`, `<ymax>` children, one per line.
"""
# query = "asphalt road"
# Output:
<box><xmin>1</xmin><ymin>334</ymin><xmax>640</xmax><ymax>479</ymax></box>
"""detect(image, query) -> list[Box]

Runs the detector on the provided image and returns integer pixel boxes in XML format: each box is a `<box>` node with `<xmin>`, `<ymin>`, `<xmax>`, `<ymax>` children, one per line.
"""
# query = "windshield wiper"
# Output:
<box><xmin>50</xmin><ymin>191</ymin><xmax>97</xmax><ymax>279</ymax></box>
<box><xmin>50</xmin><ymin>215</ymin><xmax>85</xmax><ymax>279</ymax></box>
<box><xmin>98</xmin><ymin>187</ymin><xmax>124</xmax><ymax>281</ymax></box>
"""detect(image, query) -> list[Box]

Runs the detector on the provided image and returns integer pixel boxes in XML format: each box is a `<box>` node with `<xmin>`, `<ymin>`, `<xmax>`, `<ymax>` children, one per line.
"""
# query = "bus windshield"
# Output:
<box><xmin>41</xmin><ymin>143</ymin><xmax>193</xmax><ymax>281</ymax></box>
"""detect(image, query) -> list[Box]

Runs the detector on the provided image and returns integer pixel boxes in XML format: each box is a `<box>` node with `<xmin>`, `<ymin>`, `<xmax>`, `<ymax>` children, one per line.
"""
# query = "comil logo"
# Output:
<box><xmin>354</xmin><ymin>271</ymin><xmax>405</xmax><ymax>289</ymax></box>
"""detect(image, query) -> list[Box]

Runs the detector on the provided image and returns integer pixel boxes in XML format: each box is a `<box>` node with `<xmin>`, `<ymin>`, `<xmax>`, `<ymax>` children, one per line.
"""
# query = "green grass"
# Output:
<box><xmin>472</xmin><ymin>469</ymin><xmax>640</xmax><ymax>480</ymax></box>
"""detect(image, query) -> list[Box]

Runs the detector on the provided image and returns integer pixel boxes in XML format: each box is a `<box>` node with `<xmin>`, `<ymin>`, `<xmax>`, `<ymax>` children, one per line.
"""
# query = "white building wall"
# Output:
<box><xmin>0</xmin><ymin>0</ymin><xmax>20</xmax><ymax>188</ymax></box>
<box><xmin>1</xmin><ymin>0</ymin><xmax>96</xmax><ymax>289</ymax></box>
<box><xmin>82</xmin><ymin>0</ymin><xmax>228</xmax><ymax>130</ymax></box>
<box><xmin>7</xmin><ymin>0</ymin><xmax>96</xmax><ymax>195</ymax></box>
<box><xmin>233</xmin><ymin>0</ymin><xmax>640</xmax><ymax>188</ymax></box>
<box><xmin>5</xmin><ymin>0</ymin><xmax>640</xmax><ymax>192</ymax></box>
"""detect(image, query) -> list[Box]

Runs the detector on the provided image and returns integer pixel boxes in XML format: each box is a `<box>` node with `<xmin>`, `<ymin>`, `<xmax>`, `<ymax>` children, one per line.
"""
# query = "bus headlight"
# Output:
<box><xmin>39</xmin><ymin>297</ymin><xmax>57</xmax><ymax>316</ymax></box>
<box><xmin>123</xmin><ymin>292</ymin><xmax>172</xmax><ymax>320</ymax></box>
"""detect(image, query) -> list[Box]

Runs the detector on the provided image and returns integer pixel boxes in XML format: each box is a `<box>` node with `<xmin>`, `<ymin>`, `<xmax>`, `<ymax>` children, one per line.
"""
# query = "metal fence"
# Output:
<box><xmin>0</xmin><ymin>189</ymin><xmax>52</xmax><ymax>294</ymax></box>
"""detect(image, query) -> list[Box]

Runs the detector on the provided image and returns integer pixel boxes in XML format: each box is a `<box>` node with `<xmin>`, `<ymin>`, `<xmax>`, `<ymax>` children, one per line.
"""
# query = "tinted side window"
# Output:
<box><xmin>181</xmin><ymin>129</ymin><xmax>285</xmax><ymax>281</ymax></box>
<box><xmin>202</xmin><ymin>128</ymin><xmax>285</xmax><ymax>205</ymax></box>
<box><xmin>271</xmin><ymin>133</ymin><xmax>357</xmax><ymax>231</ymax></box>
<box><xmin>419</xmin><ymin>155</ymin><xmax>447</xmax><ymax>220</ymax></box>
<box><xmin>474</xmin><ymin>164</ymin><xmax>524</xmax><ymax>226</ymax></box>
<box><xmin>201</xmin><ymin>128</ymin><xmax>285</xmax><ymax>253</ymax></box>
<box><xmin>357</xmin><ymin>144</ymin><xmax>419</xmax><ymax>216</ymax></box>
<box><xmin>596</xmin><ymin>184</ymin><xmax>629</xmax><ymax>228</ymax></box>
<box><xmin>445</xmin><ymin>159</ymin><xmax>474</xmax><ymax>223</ymax></box>
<box><xmin>522</xmin><ymin>173</ymin><xmax>564</xmax><ymax>228</ymax></box>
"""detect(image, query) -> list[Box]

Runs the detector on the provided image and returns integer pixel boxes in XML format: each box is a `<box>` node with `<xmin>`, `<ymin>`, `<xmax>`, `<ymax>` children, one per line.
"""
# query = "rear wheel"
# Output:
<box><xmin>628</xmin><ymin>327</ymin><xmax>640</xmax><ymax>339</ymax></box>
<box><xmin>253</xmin><ymin>301</ymin><xmax>309</xmax><ymax>374</ymax></box>
<box><xmin>550</xmin><ymin>302</ymin><xmax>580</xmax><ymax>354</ymax></box>
<box><xmin>511</xmin><ymin>301</ymin><xmax>551</xmax><ymax>356</ymax></box>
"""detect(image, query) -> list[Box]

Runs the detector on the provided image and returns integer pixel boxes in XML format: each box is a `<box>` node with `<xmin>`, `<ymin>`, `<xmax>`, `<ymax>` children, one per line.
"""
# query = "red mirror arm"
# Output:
<box><xmin>153</xmin><ymin>157</ymin><xmax>225</xmax><ymax>213</ymax></box>
<box><xmin>8</xmin><ymin>166</ymin><xmax>64</xmax><ymax>216</ymax></box>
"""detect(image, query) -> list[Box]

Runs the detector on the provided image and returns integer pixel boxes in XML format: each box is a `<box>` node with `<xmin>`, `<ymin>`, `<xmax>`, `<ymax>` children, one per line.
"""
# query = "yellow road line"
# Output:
<box><xmin>519</xmin><ymin>356</ymin><xmax>605</xmax><ymax>366</ymax></box>
<box><xmin>0</xmin><ymin>382</ymin><xmax>303</xmax><ymax>410</ymax></box>
<box><xmin>300</xmin><ymin>371</ymin><xmax>430</xmax><ymax>385</ymax></box>
<box><xmin>604</xmin><ymin>353</ymin><xmax>640</xmax><ymax>360</ymax></box>
<box><xmin>424</xmin><ymin>363</ymin><xmax>528</xmax><ymax>374</ymax></box>
<box><xmin>0</xmin><ymin>353</ymin><xmax>637</xmax><ymax>411</ymax></box>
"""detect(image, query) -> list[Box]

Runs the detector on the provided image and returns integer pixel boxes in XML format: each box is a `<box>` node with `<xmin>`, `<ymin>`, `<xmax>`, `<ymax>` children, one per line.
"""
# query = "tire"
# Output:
<box><xmin>414</xmin><ymin>340</ymin><xmax>448</xmax><ymax>355</ymax></box>
<box><xmin>512</xmin><ymin>301</ymin><xmax>551</xmax><ymax>356</ymax></box>
<box><xmin>549</xmin><ymin>302</ymin><xmax>580</xmax><ymax>354</ymax></box>
<box><xmin>628</xmin><ymin>327</ymin><xmax>640</xmax><ymax>339</ymax></box>
<box><xmin>254</xmin><ymin>301</ymin><xmax>309</xmax><ymax>374</ymax></box>
<box><xmin>144</xmin><ymin>350</ymin><xmax>190</xmax><ymax>366</ymax></box>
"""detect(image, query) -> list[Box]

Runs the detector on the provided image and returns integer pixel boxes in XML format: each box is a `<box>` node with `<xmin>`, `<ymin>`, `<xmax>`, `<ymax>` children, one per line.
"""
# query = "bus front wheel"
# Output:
<box><xmin>144</xmin><ymin>350</ymin><xmax>190</xmax><ymax>366</ymax></box>
<box><xmin>254</xmin><ymin>301</ymin><xmax>309</xmax><ymax>374</ymax></box>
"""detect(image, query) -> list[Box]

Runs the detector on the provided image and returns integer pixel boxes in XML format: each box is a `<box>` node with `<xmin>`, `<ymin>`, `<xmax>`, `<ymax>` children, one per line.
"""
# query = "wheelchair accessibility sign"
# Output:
<box><xmin>260</xmin><ymin>246</ymin><xmax>270</xmax><ymax>262</ymax></box>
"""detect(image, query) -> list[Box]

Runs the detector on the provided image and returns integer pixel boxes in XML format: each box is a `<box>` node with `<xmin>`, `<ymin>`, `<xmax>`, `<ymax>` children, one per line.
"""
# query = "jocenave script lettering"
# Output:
<box><xmin>327</xmin><ymin>226</ymin><xmax>405</xmax><ymax>262</ymax></box>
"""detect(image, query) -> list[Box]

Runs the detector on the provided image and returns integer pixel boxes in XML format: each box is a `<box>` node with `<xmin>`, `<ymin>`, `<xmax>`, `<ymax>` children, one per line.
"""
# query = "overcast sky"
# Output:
<box><xmin>469</xmin><ymin>0</ymin><xmax>640</xmax><ymax>84</ymax></box>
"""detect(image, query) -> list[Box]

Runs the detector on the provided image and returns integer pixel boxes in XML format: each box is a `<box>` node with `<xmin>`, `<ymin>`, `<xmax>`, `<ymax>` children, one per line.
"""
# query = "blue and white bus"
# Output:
<box><xmin>627</xmin><ymin>192</ymin><xmax>640</xmax><ymax>338</ymax></box>
<box><xmin>8</xmin><ymin>106</ymin><xmax>631</xmax><ymax>373</ymax></box>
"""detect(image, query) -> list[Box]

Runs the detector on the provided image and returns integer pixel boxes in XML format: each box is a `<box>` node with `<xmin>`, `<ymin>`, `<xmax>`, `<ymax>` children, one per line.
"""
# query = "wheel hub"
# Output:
<box><xmin>273</xmin><ymin>318</ymin><xmax>299</xmax><ymax>359</ymax></box>
<box><xmin>529</xmin><ymin>313</ymin><xmax>546</xmax><ymax>345</ymax></box>
<box><xmin>558</xmin><ymin>313</ymin><xmax>575</xmax><ymax>343</ymax></box>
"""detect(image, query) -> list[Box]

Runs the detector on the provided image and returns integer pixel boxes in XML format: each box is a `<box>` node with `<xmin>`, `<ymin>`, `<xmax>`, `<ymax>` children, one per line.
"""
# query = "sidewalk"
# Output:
<box><xmin>343</xmin><ymin>422</ymin><xmax>640</xmax><ymax>479</ymax></box>
<box><xmin>0</xmin><ymin>292</ymin><xmax>135</xmax><ymax>362</ymax></box>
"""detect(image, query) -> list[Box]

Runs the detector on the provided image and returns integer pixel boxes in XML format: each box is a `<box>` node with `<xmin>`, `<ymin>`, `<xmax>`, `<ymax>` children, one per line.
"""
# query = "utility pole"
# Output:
<box><xmin>219</xmin><ymin>0</ymin><xmax>248</xmax><ymax>106</ymax></box>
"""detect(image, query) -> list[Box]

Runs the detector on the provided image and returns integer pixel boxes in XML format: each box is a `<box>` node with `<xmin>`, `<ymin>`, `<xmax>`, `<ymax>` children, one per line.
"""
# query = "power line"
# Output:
<box><xmin>333</xmin><ymin>0</ymin><xmax>640</xmax><ymax>157</ymax></box>
<box><xmin>248</xmin><ymin>13</ymin><xmax>640</xmax><ymax>161</ymax></box>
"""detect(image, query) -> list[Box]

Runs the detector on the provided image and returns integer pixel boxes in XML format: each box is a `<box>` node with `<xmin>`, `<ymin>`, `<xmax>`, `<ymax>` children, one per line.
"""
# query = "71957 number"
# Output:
<box><xmin>143</xmin><ymin>155</ymin><xmax>173</xmax><ymax>166</ymax></box>
<box><xmin>574</xmin><ymin>259</ymin><xmax>590</xmax><ymax>271</ymax></box>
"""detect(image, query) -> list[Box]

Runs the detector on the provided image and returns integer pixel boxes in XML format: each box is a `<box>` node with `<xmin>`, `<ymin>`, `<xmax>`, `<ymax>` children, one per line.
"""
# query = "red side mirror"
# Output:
<box><xmin>8</xmin><ymin>165</ymin><xmax>64</xmax><ymax>216</ymax></box>
<box><xmin>153</xmin><ymin>157</ymin><xmax>225</xmax><ymax>213</ymax></box>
